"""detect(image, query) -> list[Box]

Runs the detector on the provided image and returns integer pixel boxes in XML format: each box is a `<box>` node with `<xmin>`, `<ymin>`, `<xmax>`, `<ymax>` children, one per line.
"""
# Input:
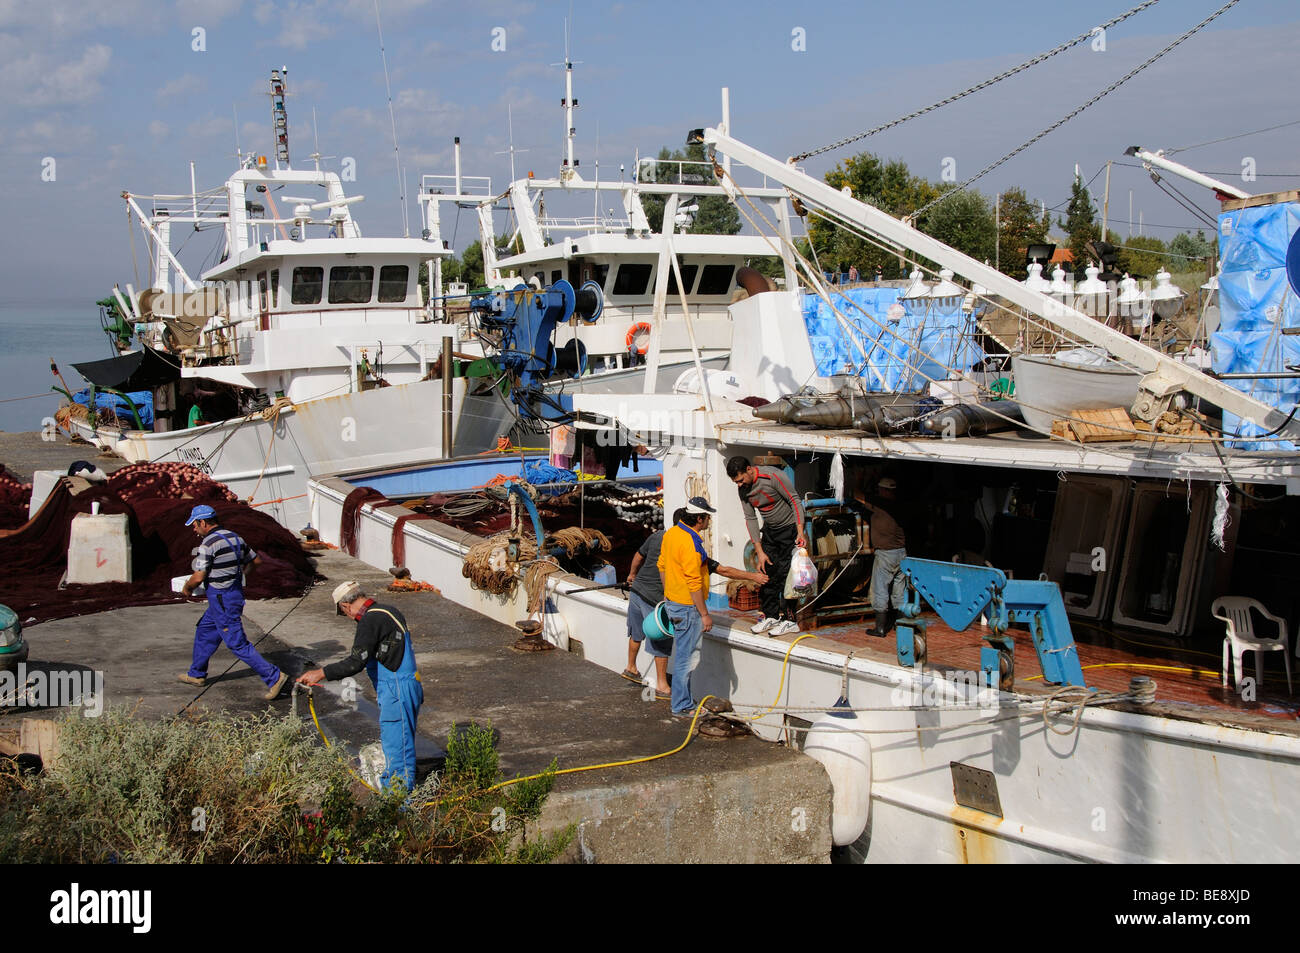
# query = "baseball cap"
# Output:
<box><xmin>185</xmin><ymin>504</ymin><xmax>216</xmax><ymax>526</ymax></box>
<box><xmin>878</xmin><ymin>477</ymin><xmax>898</xmax><ymax>490</ymax></box>
<box><xmin>332</xmin><ymin>581</ymin><xmax>363</xmax><ymax>615</ymax></box>
<box><xmin>685</xmin><ymin>496</ymin><xmax>716</xmax><ymax>514</ymax></box>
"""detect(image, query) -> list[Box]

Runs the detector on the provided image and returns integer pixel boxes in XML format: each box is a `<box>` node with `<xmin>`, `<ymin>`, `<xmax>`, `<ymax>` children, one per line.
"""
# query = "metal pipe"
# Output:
<box><xmin>1124</xmin><ymin>147</ymin><xmax>1251</xmax><ymax>200</ymax></box>
<box><xmin>441</xmin><ymin>335</ymin><xmax>453</xmax><ymax>458</ymax></box>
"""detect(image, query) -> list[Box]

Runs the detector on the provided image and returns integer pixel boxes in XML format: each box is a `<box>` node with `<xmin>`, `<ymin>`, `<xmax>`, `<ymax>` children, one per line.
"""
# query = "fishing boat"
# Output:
<box><xmin>63</xmin><ymin>66</ymin><xmax>790</xmax><ymax>532</ymax></box>
<box><xmin>303</xmin><ymin>106</ymin><xmax>1300</xmax><ymax>862</ymax></box>
<box><xmin>60</xmin><ymin>68</ymin><xmax>490</xmax><ymax>531</ymax></box>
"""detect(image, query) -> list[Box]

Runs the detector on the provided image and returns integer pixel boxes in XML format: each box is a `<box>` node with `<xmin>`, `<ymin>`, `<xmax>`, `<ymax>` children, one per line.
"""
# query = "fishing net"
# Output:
<box><xmin>0</xmin><ymin>467</ymin><xmax>318</xmax><ymax>626</ymax></box>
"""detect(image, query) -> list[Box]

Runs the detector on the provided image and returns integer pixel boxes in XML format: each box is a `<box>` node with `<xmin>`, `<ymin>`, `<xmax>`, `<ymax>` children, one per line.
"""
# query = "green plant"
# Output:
<box><xmin>0</xmin><ymin>710</ymin><xmax>572</xmax><ymax>864</ymax></box>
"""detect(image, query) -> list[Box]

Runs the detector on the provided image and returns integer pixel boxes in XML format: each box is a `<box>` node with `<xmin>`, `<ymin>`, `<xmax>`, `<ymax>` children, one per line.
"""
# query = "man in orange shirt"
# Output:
<box><xmin>657</xmin><ymin>497</ymin><xmax>717</xmax><ymax>717</ymax></box>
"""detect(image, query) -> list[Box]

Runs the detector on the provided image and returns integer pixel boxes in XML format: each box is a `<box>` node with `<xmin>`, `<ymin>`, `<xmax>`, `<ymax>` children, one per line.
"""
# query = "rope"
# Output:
<box><xmin>1167</xmin><ymin>117</ymin><xmax>1300</xmax><ymax>155</ymax></box>
<box><xmin>791</xmin><ymin>0</ymin><xmax>1162</xmax><ymax>162</ymax></box>
<box><xmin>244</xmin><ymin>398</ymin><xmax>294</xmax><ymax>505</ymax></box>
<box><xmin>912</xmin><ymin>0</ymin><xmax>1242</xmax><ymax>219</ymax></box>
<box><xmin>175</xmin><ymin>588</ymin><xmax>312</xmax><ymax>716</ymax></box>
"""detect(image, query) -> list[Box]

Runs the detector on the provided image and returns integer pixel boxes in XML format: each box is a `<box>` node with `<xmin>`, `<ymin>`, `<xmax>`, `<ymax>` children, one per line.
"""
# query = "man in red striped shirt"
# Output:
<box><xmin>727</xmin><ymin>456</ymin><xmax>806</xmax><ymax>637</ymax></box>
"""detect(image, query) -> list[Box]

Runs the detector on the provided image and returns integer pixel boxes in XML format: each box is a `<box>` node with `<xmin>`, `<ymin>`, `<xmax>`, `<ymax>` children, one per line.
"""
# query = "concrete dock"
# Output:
<box><xmin>6</xmin><ymin>544</ymin><xmax>833</xmax><ymax>863</ymax></box>
<box><xmin>0</xmin><ymin>430</ymin><xmax>129</xmax><ymax>483</ymax></box>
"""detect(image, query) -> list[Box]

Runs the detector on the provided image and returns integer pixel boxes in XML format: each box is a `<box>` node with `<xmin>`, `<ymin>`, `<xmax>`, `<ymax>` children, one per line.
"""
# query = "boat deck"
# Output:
<box><xmin>711</xmin><ymin>603</ymin><xmax>1300</xmax><ymax>735</ymax></box>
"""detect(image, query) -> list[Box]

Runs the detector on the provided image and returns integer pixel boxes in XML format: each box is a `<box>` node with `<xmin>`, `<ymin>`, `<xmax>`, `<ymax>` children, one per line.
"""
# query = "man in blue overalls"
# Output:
<box><xmin>297</xmin><ymin>581</ymin><xmax>425</xmax><ymax>790</ymax></box>
<box><xmin>179</xmin><ymin>504</ymin><xmax>288</xmax><ymax>700</ymax></box>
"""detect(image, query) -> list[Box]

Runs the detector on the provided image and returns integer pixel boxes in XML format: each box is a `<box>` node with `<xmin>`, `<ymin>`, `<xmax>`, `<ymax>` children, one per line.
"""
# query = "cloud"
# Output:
<box><xmin>175</xmin><ymin>0</ymin><xmax>244</xmax><ymax>25</ymax></box>
<box><xmin>155</xmin><ymin>73</ymin><xmax>206</xmax><ymax>105</ymax></box>
<box><xmin>0</xmin><ymin>0</ymin><xmax>150</xmax><ymax>33</ymax></box>
<box><xmin>148</xmin><ymin>120</ymin><xmax>169</xmax><ymax>140</ymax></box>
<box><xmin>0</xmin><ymin>43</ymin><xmax>113</xmax><ymax>107</ymax></box>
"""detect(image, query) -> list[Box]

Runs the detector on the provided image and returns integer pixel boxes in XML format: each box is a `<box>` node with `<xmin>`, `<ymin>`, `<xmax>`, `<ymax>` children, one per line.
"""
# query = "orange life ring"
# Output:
<box><xmin>625</xmin><ymin>321</ymin><xmax>652</xmax><ymax>355</ymax></box>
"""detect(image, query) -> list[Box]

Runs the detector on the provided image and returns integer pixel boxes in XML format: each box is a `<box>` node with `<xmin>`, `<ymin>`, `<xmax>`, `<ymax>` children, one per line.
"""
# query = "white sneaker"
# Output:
<box><xmin>770</xmin><ymin>619</ymin><xmax>800</xmax><ymax>636</ymax></box>
<box><xmin>751</xmin><ymin>617</ymin><xmax>778</xmax><ymax>634</ymax></box>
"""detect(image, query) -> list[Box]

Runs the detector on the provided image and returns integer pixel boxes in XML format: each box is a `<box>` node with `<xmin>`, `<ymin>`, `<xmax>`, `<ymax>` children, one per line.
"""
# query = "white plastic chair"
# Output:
<box><xmin>1212</xmin><ymin>597</ymin><xmax>1292</xmax><ymax>696</ymax></box>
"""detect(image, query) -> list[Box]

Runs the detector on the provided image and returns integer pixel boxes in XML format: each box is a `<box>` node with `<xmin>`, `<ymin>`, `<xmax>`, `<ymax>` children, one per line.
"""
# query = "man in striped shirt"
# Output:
<box><xmin>178</xmin><ymin>504</ymin><xmax>287</xmax><ymax>700</ymax></box>
<box><xmin>727</xmin><ymin>456</ymin><xmax>807</xmax><ymax>637</ymax></box>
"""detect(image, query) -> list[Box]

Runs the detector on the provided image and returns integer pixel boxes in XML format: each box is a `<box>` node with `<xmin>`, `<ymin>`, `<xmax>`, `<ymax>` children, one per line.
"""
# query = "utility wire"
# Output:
<box><xmin>912</xmin><ymin>0</ymin><xmax>1243</xmax><ymax>220</ymax></box>
<box><xmin>1167</xmin><ymin>117</ymin><xmax>1300</xmax><ymax>155</ymax></box>
<box><xmin>791</xmin><ymin>0</ymin><xmax>1162</xmax><ymax>162</ymax></box>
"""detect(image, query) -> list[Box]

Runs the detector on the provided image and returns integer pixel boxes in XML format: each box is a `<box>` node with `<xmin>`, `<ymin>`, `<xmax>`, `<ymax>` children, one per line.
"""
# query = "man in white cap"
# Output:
<box><xmin>178</xmin><ymin>504</ymin><xmax>287</xmax><ymax>699</ymax></box>
<box><xmin>297</xmin><ymin>582</ymin><xmax>425</xmax><ymax>790</ymax></box>
<box><xmin>656</xmin><ymin>497</ymin><xmax>721</xmax><ymax>717</ymax></box>
<box><xmin>858</xmin><ymin>477</ymin><xmax>908</xmax><ymax>639</ymax></box>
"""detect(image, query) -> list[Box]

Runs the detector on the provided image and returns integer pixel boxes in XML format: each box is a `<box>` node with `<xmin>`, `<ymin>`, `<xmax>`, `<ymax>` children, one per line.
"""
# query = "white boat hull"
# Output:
<box><xmin>66</xmin><ymin>357</ymin><xmax>723</xmax><ymax>531</ymax></box>
<box><xmin>309</xmin><ymin>474</ymin><xmax>1300</xmax><ymax>864</ymax></box>
<box><xmin>69</xmin><ymin>375</ymin><xmax>492</xmax><ymax>531</ymax></box>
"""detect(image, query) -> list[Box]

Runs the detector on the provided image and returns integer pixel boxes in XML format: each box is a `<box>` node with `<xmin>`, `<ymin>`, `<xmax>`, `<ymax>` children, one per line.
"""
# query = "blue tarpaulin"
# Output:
<box><xmin>1211</xmin><ymin>201</ymin><xmax>1300</xmax><ymax>450</ymax></box>
<box><xmin>72</xmin><ymin>388</ymin><xmax>154</xmax><ymax>428</ymax></box>
<box><xmin>801</xmin><ymin>287</ymin><xmax>984</xmax><ymax>392</ymax></box>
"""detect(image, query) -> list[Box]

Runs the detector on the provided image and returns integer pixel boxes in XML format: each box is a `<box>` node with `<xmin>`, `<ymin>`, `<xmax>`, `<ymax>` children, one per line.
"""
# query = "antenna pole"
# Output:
<box><xmin>1102</xmin><ymin>159</ymin><xmax>1112</xmax><ymax>242</ymax></box>
<box><xmin>374</xmin><ymin>0</ymin><xmax>409</xmax><ymax>236</ymax></box>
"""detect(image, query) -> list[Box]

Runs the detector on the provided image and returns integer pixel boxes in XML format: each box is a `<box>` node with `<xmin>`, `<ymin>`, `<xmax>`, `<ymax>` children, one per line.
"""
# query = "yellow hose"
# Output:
<box><xmin>744</xmin><ymin>634</ymin><xmax>817</xmax><ymax>722</ymax></box>
<box><xmin>305</xmin><ymin>688</ymin><xmax>711</xmax><ymax>806</ymax></box>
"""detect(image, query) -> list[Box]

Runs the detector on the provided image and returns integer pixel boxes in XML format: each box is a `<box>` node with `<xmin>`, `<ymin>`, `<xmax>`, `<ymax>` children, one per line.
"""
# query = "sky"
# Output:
<box><xmin>1</xmin><ymin>0</ymin><xmax>1298</xmax><ymax>307</ymax></box>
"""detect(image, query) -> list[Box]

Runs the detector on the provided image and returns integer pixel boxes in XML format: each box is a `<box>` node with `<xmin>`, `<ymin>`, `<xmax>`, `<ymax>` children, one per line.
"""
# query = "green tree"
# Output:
<box><xmin>1115</xmin><ymin>236</ymin><xmax>1167</xmax><ymax>278</ymax></box>
<box><xmin>994</xmin><ymin>187</ymin><xmax>1050</xmax><ymax>279</ymax></box>
<box><xmin>806</xmin><ymin>153</ymin><xmax>941</xmax><ymax>279</ymax></box>
<box><xmin>640</xmin><ymin>143</ymin><xmax>740</xmax><ymax>236</ymax></box>
<box><xmin>1058</xmin><ymin>176</ymin><xmax>1101</xmax><ymax>271</ymax></box>
<box><xmin>1168</xmin><ymin>230</ymin><xmax>1213</xmax><ymax>263</ymax></box>
<box><xmin>919</xmin><ymin>188</ymin><xmax>996</xmax><ymax>266</ymax></box>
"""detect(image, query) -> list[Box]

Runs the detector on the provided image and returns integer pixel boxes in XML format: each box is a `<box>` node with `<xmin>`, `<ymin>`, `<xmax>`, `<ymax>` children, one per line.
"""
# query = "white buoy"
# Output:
<box><xmin>803</xmin><ymin>699</ymin><xmax>873</xmax><ymax>847</ymax></box>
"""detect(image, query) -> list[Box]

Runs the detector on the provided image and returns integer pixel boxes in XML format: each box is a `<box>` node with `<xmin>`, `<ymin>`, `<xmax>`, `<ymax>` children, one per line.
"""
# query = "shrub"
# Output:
<box><xmin>0</xmin><ymin>709</ymin><xmax>571</xmax><ymax>864</ymax></box>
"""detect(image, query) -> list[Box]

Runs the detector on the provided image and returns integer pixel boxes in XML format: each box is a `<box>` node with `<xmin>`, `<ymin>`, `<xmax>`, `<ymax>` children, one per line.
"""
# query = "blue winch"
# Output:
<box><xmin>894</xmin><ymin>557</ymin><xmax>1088</xmax><ymax>690</ymax></box>
<box><xmin>470</xmin><ymin>279</ymin><xmax>604</xmax><ymax>421</ymax></box>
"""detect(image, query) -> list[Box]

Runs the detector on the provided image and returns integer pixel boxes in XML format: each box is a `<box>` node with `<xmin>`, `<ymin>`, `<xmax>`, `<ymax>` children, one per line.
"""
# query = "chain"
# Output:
<box><xmin>791</xmin><ymin>0</ymin><xmax>1161</xmax><ymax>163</ymax></box>
<box><xmin>911</xmin><ymin>0</ymin><xmax>1242</xmax><ymax>221</ymax></box>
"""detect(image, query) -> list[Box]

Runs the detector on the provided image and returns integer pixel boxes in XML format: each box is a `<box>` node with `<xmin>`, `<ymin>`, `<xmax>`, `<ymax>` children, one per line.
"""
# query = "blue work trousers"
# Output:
<box><xmin>367</xmin><ymin>643</ymin><xmax>424</xmax><ymax>790</ymax></box>
<box><xmin>664</xmin><ymin>601</ymin><xmax>703</xmax><ymax>715</ymax></box>
<box><xmin>189</xmin><ymin>587</ymin><xmax>280</xmax><ymax>687</ymax></box>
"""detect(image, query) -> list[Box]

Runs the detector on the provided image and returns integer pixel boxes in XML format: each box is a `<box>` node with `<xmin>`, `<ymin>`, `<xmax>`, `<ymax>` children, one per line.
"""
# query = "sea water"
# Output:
<box><xmin>0</xmin><ymin>303</ymin><xmax>112</xmax><ymax>434</ymax></box>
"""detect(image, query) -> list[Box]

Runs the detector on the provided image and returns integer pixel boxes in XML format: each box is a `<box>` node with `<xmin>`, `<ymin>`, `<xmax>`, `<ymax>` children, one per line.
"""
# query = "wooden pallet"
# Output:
<box><xmin>1050</xmin><ymin>406</ymin><xmax>1134</xmax><ymax>443</ymax></box>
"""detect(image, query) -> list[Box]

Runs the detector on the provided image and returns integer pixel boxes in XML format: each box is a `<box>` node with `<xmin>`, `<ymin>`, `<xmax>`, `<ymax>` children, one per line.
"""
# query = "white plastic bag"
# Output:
<box><xmin>785</xmin><ymin>547</ymin><xmax>817</xmax><ymax>598</ymax></box>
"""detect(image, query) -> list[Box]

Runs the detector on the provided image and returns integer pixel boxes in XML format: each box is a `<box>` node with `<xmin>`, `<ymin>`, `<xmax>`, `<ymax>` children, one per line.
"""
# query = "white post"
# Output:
<box><xmin>667</xmin><ymin>234</ymin><xmax>713</xmax><ymax>413</ymax></box>
<box><xmin>454</xmin><ymin>136</ymin><xmax>463</xmax><ymax>197</ymax></box>
<box><xmin>720</xmin><ymin>87</ymin><xmax>731</xmax><ymax>178</ymax></box>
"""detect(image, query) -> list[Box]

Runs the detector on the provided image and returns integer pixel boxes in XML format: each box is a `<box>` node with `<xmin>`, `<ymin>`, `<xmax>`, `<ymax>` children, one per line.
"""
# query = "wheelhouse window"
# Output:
<box><xmin>257</xmin><ymin>272</ymin><xmax>268</xmax><ymax>311</ymax></box>
<box><xmin>269</xmin><ymin>269</ymin><xmax>280</xmax><ymax>309</ymax></box>
<box><xmin>593</xmin><ymin>264</ymin><xmax>610</xmax><ymax>289</ymax></box>
<box><xmin>328</xmin><ymin>265</ymin><xmax>374</xmax><ymax>304</ymax></box>
<box><xmin>377</xmin><ymin>264</ymin><xmax>409</xmax><ymax>303</ymax></box>
<box><xmin>666</xmin><ymin>261</ymin><xmax>698</xmax><ymax>297</ymax></box>
<box><xmin>612</xmin><ymin>263</ymin><xmax>653</xmax><ymax>296</ymax></box>
<box><xmin>291</xmin><ymin>267</ymin><xmax>323</xmax><ymax>305</ymax></box>
<box><xmin>696</xmin><ymin>264</ymin><xmax>735</xmax><ymax>295</ymax></box>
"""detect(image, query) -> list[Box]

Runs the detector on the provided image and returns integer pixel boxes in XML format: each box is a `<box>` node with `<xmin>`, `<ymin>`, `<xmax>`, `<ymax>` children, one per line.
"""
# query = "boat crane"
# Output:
<box><xmin>700</xmin><ymin>125</ymin><xmax>1300</xmax><ymax>444</ymax></box>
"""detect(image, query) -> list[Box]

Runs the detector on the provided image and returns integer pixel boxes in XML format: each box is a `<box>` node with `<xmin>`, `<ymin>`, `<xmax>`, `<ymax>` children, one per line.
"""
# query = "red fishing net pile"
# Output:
<box><xmin>0</xmin><ymin>465</ymin><xmax>32</xmax><ymax>530</ymax></box>
<box><xmin>0</xmin><ymin>464</ymin><xmax>318</xmax><ymax>625</ymax></box>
